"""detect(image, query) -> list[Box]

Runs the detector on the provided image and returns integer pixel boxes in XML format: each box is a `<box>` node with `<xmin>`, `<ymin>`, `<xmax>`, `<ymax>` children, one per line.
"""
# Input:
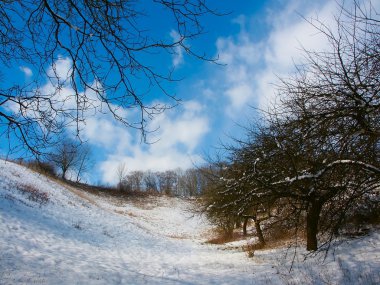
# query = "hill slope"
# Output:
<box><xmin>0</xmin><ymin>159</ymin><xmax>379</xmax><ymax>284</ymax></box>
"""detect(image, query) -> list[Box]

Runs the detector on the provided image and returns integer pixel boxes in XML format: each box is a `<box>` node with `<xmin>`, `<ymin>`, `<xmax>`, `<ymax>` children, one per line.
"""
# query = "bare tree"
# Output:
<box><xmin>47</xmin><ymin>139</ymin><xmax>90</xmax><ymax>182</ymax></box>
<box><xmin>275</xmin><ymin>1</ymin><xmax>380</xmax><ymax>250</ymax></box>
<box><xmin>127</xmin><ymin>170</ymin><xmax>144</xmax><ymax>192</ymax></box>
<box><xmin>203</xmin><ymin>1</ymin><xmax>380</xmax><ymax>251</ymax></box>
<box><xmin>157</xmin><ymin>170</ymin><xmax>177</xmax><ymax>195</ymax></box>
<box><xmin>143</xmin><ymin>170</ymin><xmax>158</xmax><ymax>192</ymax></box>
<box><xmin>0</xmin><ymin>1</ymin><xmax>221</xmax><ymax>156</ymax></box>
<box><xmin>75</xmin><ymin>143</ymin><xmax>92</xmax><ymax>182</ymax></box>
<box><xmin>178</xmin><ymin>168</ymin><xmax>199</xmax><ymax>196</ymax></box>
<box><xmin>116</xmin><ymin>162</ymin><xmax>128</xmax><ymax>190</ymax></box>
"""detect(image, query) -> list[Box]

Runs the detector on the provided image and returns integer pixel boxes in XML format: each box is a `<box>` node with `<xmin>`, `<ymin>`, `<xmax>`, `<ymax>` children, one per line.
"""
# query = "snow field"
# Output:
<box><xmin>0</xmin><ymin>159</ymin><xmax>379</xmax><ymax>284</ymax></box>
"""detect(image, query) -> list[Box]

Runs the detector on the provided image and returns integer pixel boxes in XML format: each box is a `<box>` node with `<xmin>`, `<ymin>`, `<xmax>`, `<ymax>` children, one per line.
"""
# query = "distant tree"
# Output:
<box><xmin>75</xmin><ymin>144</ymin><xmax>92</xmax><ymax>182</ymax></box>
<box><xmin>116</xmin><ymin>162</ymin><xmax>128</xmax><ymax>190</ymax></box>
<box><xmin>127</xmin><ymin>170</ymin><xmax>144</xmax><ymax>192</ymax></box>
<box><xmin>49</xmin><ymin>139</ymin><xmax>78</xmax><ymax>180</ymax></box>
<box><xmin>49</xmin><ymin>138</ymin><xmax>91</xmax><ymax>180</ymax></box>
<box><xmin>143</xmin><ymin>170</ymin><xmax>158</xmax><ymax>192</ymax></box>
<box><xmin>178</xmin><ymin>169</ymin><xmax>199</xmax><ymax>196</ymax></box>
<box><xmin>171</xmin><ymin>168</ymin><xmax>183</xmax><ymax>196</ymax></box>
<box><xmin>157</xmin><ymin>170</ymin><xmax>177</xmax><ymax>196</ymax></box>
<box><xmin>197</xmin><ymin>166</ymin><xmax>216</xmax><ymax>196</ymax></box>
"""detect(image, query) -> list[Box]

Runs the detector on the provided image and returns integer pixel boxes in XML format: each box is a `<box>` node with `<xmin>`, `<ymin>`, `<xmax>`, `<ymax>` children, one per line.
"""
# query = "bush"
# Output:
<box><xmin>27</xmin><ymin>160</ymin><xmax>56</xmax><ymax>177</ymax></box>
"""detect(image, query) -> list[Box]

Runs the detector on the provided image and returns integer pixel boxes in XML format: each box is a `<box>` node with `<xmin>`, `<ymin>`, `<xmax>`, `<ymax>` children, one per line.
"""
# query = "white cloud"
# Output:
<box><xmin>215</xmin><ymin>33</ymin><xmax>261</xmax><ymax>116</ymax></box>
<box><xmin>19</xmin><ymin>66</ymin><xmax>33</xmax><ymax>77</ymax></box>
<box><xmin>36</xmin><ymin>58</ymin><xmax>209</xmax><ymax>185</ymax></box>
<box><xmin>99</xmin><ymin>150</ymin><xmax>204</xmax><ymax>185</ymax></box>
<box><xmin>47</xmin><ymin>56</ymin><xmax>72</xmax><ymax>81</ymax></box>
<box><xmin>97</xmin><ymin>100</ymin><xmax>209</xmax><ymax>184</ymax></box>
<box><xmin>6</xmin><ymin>60</ymin><xmax>78</xmax><ymax>124</ymax></box>
<box><xmin>150</xmin><ymin>101</ymin><xmax>209</xmax><ymax>151</ymax></box>
<box><xmin>170</xmin><ymin>30</ymin><xmax>184</xmax><ymax>67</ymax></box>
<box><xmin>214</xmin><ymin>0</ymin><xmax>336</xmax><ymax>115</ymax></box>
<box><xmin>225</xmin><ymin>83</ymin><xmax>254</xmax><ymax>113</ymax></box>
<box><xmin>7</xmin><ymin>55</ymin><xmax>209</xmax><ymax>185</ymax></box>
<box><xmin>81</xmin><ymin>117</ymin><xmax>132</xmax><ymax>151</ymax></box>
<box><xmin>31</xmin><ymin>58</ymin><xmax>209</xmax><ymax>185</ymax></box>
<box><xmin>264</xmin><ymin>1</ymin><xmax>335</xmax><ymax>71</ymax></box>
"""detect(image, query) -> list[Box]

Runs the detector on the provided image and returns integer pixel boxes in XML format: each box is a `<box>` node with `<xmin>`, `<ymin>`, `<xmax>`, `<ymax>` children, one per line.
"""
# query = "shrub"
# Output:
<box><xmin>27</xmin><ymin>160</ymin><xmax>56</xmax><ymax>177</ymax></box>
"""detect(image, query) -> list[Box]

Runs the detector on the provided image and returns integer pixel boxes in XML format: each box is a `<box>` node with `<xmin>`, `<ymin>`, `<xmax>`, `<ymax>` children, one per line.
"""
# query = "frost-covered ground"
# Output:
<box><xmin>0</xmin><ymin>159</ymin><xmax>379</xmax><ymax>285</ymax></box>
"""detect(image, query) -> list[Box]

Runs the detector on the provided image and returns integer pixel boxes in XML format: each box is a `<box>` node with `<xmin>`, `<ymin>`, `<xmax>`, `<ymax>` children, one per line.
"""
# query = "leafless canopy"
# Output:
<box><xmin>0</xmin><ymin>0</ymin><xmax>219</xmax><ymax>156</ymax></box>
<box><xmin>202</xmin><ymin>1</ymin><xmax>380</xmax><ymax>252</ymax></box>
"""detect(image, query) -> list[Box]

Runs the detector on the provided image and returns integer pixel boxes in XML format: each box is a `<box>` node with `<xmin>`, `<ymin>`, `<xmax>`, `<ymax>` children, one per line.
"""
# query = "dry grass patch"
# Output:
<box><xmin>126</xmin><ymin>211</ymin><xmax>138</xmax><ymax>217</ymax></box>
<box><xmin>244</xmin><ymin>242</ymin><xmax>265</xmax><ymax>258</ymax></box>
<box><xmin>65</xmin><ymin>185</ymin><xmax>99</xmax><ymax>207</ymax></box>
<box><xmin>14</xmin><ymin>182</ymin><xmax>49</xmax><ymax>205</ymax></box>
<box><xmin>206</xmin><ymin>230</ymin><xmax>243</xmax><ymax>244</ymax></box>
<box><xmin>167</xmin><ymin>234</ymin><xmax>187</xmax><ymax>240</ymax></box>
<box><xmin>114</xmin><ymin>209</ymin><xmax>126</xmax><ymax>215</ymax></box>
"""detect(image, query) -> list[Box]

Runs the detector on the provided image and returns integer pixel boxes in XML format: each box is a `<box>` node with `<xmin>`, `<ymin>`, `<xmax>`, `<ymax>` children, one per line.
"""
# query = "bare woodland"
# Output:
<box><xmin>201</xmin><ymin>2</ymin><xmax>380</xmax><ymax>251</ymax></box>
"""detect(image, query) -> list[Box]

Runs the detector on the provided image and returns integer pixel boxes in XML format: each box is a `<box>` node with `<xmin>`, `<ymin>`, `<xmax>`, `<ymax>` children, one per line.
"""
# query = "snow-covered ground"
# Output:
<box><xmin>1</xmin><ymin>159</ymin><xmax>379</xmax><ymax>284</ymax></box>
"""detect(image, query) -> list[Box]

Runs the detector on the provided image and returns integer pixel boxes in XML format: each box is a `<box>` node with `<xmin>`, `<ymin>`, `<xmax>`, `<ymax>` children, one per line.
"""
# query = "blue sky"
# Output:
<box><xmin>4</xmin><ymin>0</ymin><xmax>366</xmax><ymax>184</ymax></box>
<box><xmin>92</xmin><ymin>0</ymin><xmax>338</xmax><ymax>184</ymax></box>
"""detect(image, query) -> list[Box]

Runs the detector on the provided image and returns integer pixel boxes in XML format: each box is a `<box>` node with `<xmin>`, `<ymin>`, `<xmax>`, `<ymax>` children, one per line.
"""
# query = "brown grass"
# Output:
<box><xmin>16</xmin><ymin>183</ymin><xmax>49</xmax><ymax>205</ymax></box>
<box><xmin>167</xmin><ymin>234</ymin><xmax>187</xmax><ymax>240</ymax></box>
<box><xmin>63</xmin><ymin>179</ymin><xmax>152</xmax><ymax>201</ymax></box>
<box><xmin>126</xmin><ymin>211</ymin><xmax>138</xmax><ymax>217</ymax></box>
<box><xmin>206</xmin><ymin>230</ymin><xmax>243</xmax><ymax>244</ymax></box>
<box><xmin>53</xmin><ymin>179</ymin><xmax>100</xmax><ymax>207</ymax></box>
<box><xmin>204</xmin><ymin>222</ymin><xmax>304</xmax><ymax>255</ymax></box>
<box><xmin>12</xmin><ymin>158</ymin><xmax>172</xmax><ymax>210</ymax></box>
<box><xmin>114</xmin><ymin>209</ymin><xmax>126</xmax><ymax>215</ymax></box>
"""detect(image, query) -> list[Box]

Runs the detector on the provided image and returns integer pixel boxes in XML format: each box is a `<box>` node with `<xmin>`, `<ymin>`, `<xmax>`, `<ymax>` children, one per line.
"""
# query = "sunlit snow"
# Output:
<box><xmin>1</xmin><ymin>160</ymin><xmax>379</xmax><ymax>284</ymax></box>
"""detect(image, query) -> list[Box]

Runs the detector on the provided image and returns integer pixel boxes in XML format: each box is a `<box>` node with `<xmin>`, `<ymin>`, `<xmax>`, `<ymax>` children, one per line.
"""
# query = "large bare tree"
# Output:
<box><xmin>0</xmin><ymin>0</ymin><xmax>220</xmax><ymax>156</ymax></box>
<box><xmin>203</xmin><ymin>1</ymin><xmax>380</xmax><ymax>251</ymax></box>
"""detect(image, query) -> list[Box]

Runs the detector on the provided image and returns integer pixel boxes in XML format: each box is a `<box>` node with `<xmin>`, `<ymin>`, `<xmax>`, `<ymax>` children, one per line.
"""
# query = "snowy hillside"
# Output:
<box><xmin>1</xmin><ymin>159</ymin><xmax>379</xmax><ymax>284</ymax></box>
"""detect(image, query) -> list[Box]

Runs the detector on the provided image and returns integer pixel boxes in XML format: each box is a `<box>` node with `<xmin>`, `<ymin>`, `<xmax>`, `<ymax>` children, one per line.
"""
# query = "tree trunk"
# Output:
<box><xmin>243</xmin><ymin>217</ymin><xmax>249</xmax><ymax>236</ymax></box>
<box><xmin>255</xmin><ymin>220</ymin><xmax>265</xmax><ymax>245</ymax></box>
<box><xmin>306</xmin><ymin>200</ymin><xmax>323</xmax><ymax>251</ymax></box>
<box><xmin>235</xmin><ymin>218</ymin><xmax>241</xmax><ymax>229</ymax></box>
